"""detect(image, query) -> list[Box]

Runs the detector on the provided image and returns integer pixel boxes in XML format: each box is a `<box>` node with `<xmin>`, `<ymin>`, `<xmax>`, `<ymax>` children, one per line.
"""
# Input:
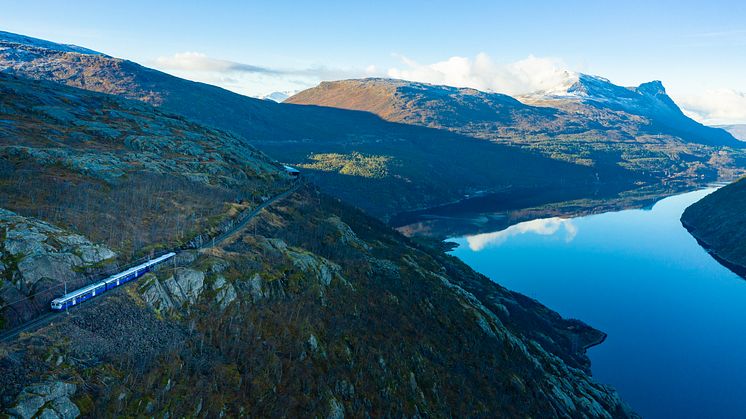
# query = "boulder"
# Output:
<box><xmin>246</xmin><ymin>273</ymin><xmax>266</xmax><ymax>302</ymax></box>
<box><xmin>16</xmin><ymin>253</ymin><xmax>81</xmax><ymax>289</ymax></box>
<box><xmin>77</xmin><ymin>245</ymin><xmax>116</xmax><ymax>264</ymax></box>
<box><xmin>7</xmin><ymin>394</ymin><xmax>45</xmax><ymax>419</ymax></box>
<box><xmin>213</xmin><ymin>275</ymin><xmax>237</xmax><ymax>310</ymax></box>
<box><xmin>7</xmin><ymin>381</ymin><xmax>78</xmax><ymax>419</ymax></box>
<box><xmin>163</xmin><ymin>268</ymin><xmax>205</xmax><ymax>306</ymax></box>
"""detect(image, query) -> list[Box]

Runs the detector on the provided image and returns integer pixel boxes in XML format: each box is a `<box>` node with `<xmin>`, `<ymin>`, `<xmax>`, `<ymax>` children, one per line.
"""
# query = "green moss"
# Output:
<box><xmin>72</xmin><ymin>393</ymin><xmax>95</xmax><ymax>416</ymax></box>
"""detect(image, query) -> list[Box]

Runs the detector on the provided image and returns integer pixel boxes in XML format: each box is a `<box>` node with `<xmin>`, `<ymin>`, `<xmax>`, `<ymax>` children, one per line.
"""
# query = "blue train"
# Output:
<box><xmin>50</xmin><ymin>252</ymin><xmax>176</xmax><ymax>311</ymax></box>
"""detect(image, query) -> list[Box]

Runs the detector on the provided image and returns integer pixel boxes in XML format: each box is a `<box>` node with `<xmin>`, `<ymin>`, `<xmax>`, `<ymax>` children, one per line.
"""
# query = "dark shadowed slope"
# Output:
<box><xmin>681</xmin><ymin>178</ymin><xmax>746</xmax><ymax>276</ymax></box>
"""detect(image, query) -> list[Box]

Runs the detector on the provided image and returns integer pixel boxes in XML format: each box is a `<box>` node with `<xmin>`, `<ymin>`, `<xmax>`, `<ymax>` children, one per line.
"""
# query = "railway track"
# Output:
<box><xmin>200</xmin><ymin>180</ymin><xmax>302</xmax><ymax>249</ymax></box>
<box><xmin>0</xmin><ymin>180</ymin><xmax>302</xmax><ymax>343</ymax></box>
<box><xmin>0</xmin><ymin>312</ymin><xmax>59</xmax><ymax>343</ymax></box>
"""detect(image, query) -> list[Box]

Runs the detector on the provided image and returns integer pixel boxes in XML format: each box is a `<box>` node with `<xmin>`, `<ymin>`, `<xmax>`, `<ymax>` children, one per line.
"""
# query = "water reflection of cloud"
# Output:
<box><xmin>466</xmin><ymin>217</ymin><xmax>577</xmax><ymax>251</ymax></box>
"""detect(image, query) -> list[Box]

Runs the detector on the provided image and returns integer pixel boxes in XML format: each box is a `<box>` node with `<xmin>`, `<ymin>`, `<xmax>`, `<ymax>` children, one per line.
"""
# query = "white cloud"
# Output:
<box><xmin>677</xmin><ymin>88</ymin><xmax>746</xmax><ymax>125</ymax></box>
<box><xmin>465</xmin><ymin>217</ymin><xmax>577</xmax><ymax>251</ymax></box>
<box><xmin>148</xmin><ymin>51</ymin><xmax>746</xmax><ymax>125</ymax></box>
<box><xmin>150</xmin><ymin>52</ymin><xmax>378</xmax><ymax>97</ymax></box>
<box><xmin>153</xmin><ymin>52</ymin><xmax>280</xmax><ymax>74</ymax></box>
<box><xmin>386</xmin><ymin>53</ymin><xmax>574</xmax><ymax>95</ymax></box>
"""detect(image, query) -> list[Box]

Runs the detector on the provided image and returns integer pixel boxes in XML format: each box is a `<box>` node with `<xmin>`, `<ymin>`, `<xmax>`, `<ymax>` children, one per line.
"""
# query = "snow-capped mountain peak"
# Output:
<box><xmin>522</xmin><ymin>72</ymin><xmax>681</xmax><ymax>114</ymax></box>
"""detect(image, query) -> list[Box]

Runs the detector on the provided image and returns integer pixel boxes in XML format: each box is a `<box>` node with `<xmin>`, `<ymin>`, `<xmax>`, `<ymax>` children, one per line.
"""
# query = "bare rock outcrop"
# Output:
<box><xmin>7</xmin><ymin>381</ymin><xmax>79</xmax><ymax>419</ymax></box>
<box><xmin>0</xmin><ymin>209</ymin><xmax>116</xmax><ymax>327</ymax></box>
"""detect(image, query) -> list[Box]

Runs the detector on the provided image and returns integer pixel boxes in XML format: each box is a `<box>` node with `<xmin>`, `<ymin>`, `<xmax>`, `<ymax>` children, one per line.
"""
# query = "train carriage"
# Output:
<box><xmin>51</xmin><ymin>252</ymin><xmax>175</xmax><ymax>311</ymax></box>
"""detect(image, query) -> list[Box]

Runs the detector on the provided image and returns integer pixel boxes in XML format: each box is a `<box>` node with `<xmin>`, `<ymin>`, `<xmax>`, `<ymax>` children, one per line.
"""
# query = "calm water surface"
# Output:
<box><xmin>448</xmin><ymin>189</ymin><xmax>746</xmax><ymax>419</ymax></box>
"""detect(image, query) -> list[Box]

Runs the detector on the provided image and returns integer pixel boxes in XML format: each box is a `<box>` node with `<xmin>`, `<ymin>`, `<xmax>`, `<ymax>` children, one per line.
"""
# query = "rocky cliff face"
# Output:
<box><xmin>681</xmin><ymin>178</ymin><xmax>746</xmax><ymax>276</ymax></box>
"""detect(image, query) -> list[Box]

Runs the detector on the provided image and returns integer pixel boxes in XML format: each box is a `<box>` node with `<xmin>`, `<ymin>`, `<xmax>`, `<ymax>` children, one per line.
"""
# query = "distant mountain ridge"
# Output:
<box><xmin>716</xmin><ymin>124</ymin><xmax>746</xmax><ymax>141</ymax></box>
<box><xmin>519</xmin><ymin>73</ymin><xmax>738</xmax><ymax>147</ymax></box>
<box><xmin>0</xmin><ymin>30</ymin><xmax>631</xmax><ymax>219</ymax></box>
<box><xmin>290</xmin><ymin>75</ymin><xmax>740</xmax><ymax>148</ymax></box>
<box><xmin>289</xmin><ymin>76</ymin><xmax>746</xmax><ymax>185</ymax></box>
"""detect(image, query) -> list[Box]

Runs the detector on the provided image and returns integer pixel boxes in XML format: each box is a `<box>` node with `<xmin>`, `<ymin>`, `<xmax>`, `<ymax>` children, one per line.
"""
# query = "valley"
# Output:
<box><xmin>448</xmin><ymin>188</ymin><xmax>746</xmax><ymax>418</ymax></box>
<box><xmin>0</xmin><ymin>14</ymin><xmax>744</xmax><ymax>418</ymax></box>
<box><xmin>0</xmin><ymin>34</ymin><xmax>636</xmax><ymax>417</ymax></box>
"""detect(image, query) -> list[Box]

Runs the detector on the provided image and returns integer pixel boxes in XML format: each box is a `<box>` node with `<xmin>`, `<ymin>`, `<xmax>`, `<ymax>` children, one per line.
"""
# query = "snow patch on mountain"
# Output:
<box><xmin>0</xmin><ymin>31</ymin><xmax>103</xmax><ymax>56</ymax></box>
<box><xmin>260</xmin><ymin>90</ymin><xmax>298</xmax><ymax>102</ymax></box>
<box><xmin>521</xmin><ymin>72</ymin><xmax>685</xmax><ymax>114</ymax></box>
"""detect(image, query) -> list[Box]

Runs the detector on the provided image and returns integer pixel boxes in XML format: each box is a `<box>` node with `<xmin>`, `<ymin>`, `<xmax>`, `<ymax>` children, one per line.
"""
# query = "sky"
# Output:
<box><xmin>2</xmin><ymin>0</ymin><xmax>746</xmax><ymax>124</ymax></box>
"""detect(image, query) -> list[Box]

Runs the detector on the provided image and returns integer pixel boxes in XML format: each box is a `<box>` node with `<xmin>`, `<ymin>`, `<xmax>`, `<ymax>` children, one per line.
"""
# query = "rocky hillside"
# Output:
<box><xmin>681</xmin><ymin>178</ymin><xmax>746</xmax><ymax>276</ymax></box>
<box><xmin>288</xmin><ymin>78</ymin><xmax>746</xmax><ymax>183</ymax></box>
<box><xmin>522</xmin><ymin>74</ymin><xmax>738</xmax><ymax>147</ymax></box>
<box><xmin>0</xmin><ymin>71</ymin><xmax>292</xmax><ymax>328</ymax></box>
<box><xmin>0</xmin><ymin>31</ymin><xmax>643</xmax><ymax>219</ymax></box>
<box><xmin>1</xmin><ymin>187</ymin><xmax>637</xmax><ymax>417</ymax></box>
<box><xmin>0</xmin><ymin>64</ymin><xmax>636</xmax><ymax>417</ymax></box>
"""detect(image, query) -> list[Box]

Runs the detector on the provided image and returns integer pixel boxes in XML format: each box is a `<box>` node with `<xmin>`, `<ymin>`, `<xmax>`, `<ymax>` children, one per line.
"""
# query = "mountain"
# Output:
<box><xmin>260</xmin><ymin>90</ymin><xmax>297</xmax><ymax>102</ymax></box>
<box><xmin>289</xmin><ymin>77</ymin><xmax>746</xmax><ymax>182</ymax></box>
<box><xmin>0</xmin><ymin>73</ymin><xmax>635</xmax><ymax>417</ymax></box>
<box><xmin>715</xmin><ymin>124</ymin><xmax>746</xmax><ymax>141</ymax></box>
<box><xmin>0</xmin><ymin>71</ymin><xmax>286</xmax><ymax>327</ymax></box>
<box><xmin>0</xmin><ymin>31</ymin><xmax>629</xmax><ymax>220</ymax></box>
<box><xmin>0</xmin><ymin>31</ymin><xmax>102</xmax><ymax>55</ymax></box>
<box><xmin>287</xmin><ymin>78</ymin><xmax>553</xmax><ymax>129</ymax></box>
<box><xmin>681</xmin><ymin>178</ymin><xmax>746</xmax><ymax>276</ymax></box>
<box><xmin>522</xmin><ymin>73</ymin><xmax>739</xmax><ymax>147</ymax></box>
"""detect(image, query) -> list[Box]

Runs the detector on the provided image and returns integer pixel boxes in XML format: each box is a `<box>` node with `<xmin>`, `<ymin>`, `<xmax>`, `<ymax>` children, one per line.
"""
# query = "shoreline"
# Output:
<box><xmin>681</xmin><ymin>220</ymin><xmax>746</xmax><ymax>280</ymax></box>
<box><xmin>583</xmin><ymin>331</ymin><xmax>608</xmax><ymax>351</ymax></box>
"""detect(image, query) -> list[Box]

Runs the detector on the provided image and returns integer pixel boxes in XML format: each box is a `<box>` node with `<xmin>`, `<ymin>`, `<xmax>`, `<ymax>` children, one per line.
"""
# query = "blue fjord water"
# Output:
<box><xmin>448</xmin><ymin>188</ymin><xmax>746</xmax><ymax>418</ymax></box>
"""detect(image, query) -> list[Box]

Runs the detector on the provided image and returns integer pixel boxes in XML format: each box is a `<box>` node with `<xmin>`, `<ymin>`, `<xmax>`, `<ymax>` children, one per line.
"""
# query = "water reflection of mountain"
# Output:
<box><xmin>393</xmin><ymin>184</ymin><xmax>691</xmax><ymax>239</ymax></box>
<box><xmin>463</xmin><ymin>217</ymin><xmax>578</xmax><ymax>251</ymax></box>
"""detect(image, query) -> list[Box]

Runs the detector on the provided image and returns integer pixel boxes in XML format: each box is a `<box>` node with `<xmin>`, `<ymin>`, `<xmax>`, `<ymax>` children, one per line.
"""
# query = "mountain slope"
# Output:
<box><xmin>287</xmin><ymin>78</ymin><xmax>555</xmax><ymax>130</ymax></box>
<box><xmin>523</xmin><ymin>74</ymin><xmax>739</xmax><ymax>147</ymax></box>
<box><xmin>289</xmin><ymin>77</ymin><xmax>745</xmax><ymax>182</ymax></box>
<box><xmin>716</xmin><ymin>124</ymin><xmax>746</xmax><ymax>141</ymax></box>
<box><xmin>0</xmin><ymin>73</ymin><xmax>635</xmax><ymax>417</ymax></box>
<box><xmin>0</xmin><ymin>31</ymin><xmax>643</xmax><ymax>219</ymax></box>
<box><xmin>0</xmin><ymin>71</ymin><xmax>289</xmax><ymax>327</ymax></box>
<box><xmin>681</xmin><ymin>178</ymin><xmax>746</xmax><ymax>275</ymax></box>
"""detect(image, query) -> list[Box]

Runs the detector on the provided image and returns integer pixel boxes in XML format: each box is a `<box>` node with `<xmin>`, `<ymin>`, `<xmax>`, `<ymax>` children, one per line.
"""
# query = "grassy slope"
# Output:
<box><xmin>681</xmin><ymin>178</ymin><xmax>746</xmax><ymax>273</ymax></box>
